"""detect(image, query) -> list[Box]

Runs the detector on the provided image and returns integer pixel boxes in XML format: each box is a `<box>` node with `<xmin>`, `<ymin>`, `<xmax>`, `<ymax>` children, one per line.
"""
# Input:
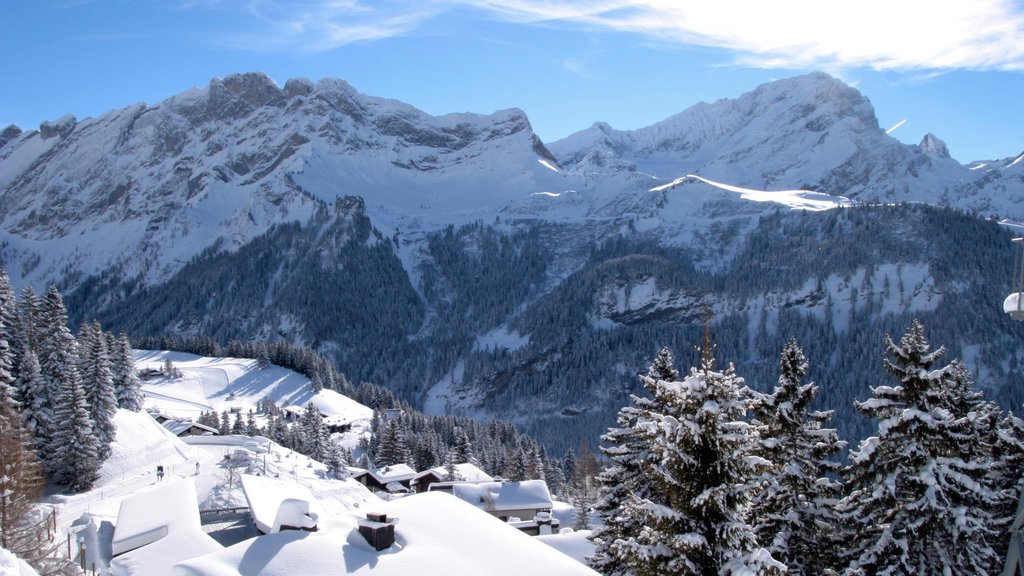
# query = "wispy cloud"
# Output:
<box><xmin>466</xmin><ymin>0</ymin><xmax>1024</xmax><ymax>72</ymax></box>
<box><xmin>183</xmin><ymin>0</ymin><xmax>1024</xmax><ymax>73</ymax></box>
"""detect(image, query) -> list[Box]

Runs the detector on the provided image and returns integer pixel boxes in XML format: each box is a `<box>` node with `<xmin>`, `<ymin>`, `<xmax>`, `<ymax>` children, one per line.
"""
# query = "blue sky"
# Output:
<box><xmin>4</xmin><ymin>0</ymin><xmax>1024</xmax><ymax>163</ymax></box>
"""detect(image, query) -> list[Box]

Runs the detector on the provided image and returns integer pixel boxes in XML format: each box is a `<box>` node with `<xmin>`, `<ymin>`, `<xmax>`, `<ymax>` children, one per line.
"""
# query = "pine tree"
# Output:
<box><xmin>590</xmin><ymin>347</ymin><xmax>677</xmax><ymax>576</ymax></box>
<box><xmin>111</xmin><ymin>332</ymin><xmax>143</xmax><ymax>411</ymax></box>
<box><xmin>14</xmin><ymin>346</ymin><xmax>49</xmax><ymax>450</ymax></box>
<box><xmin>748</xmin><ymin>338</ymin><xmax>846</xmax><ymax>573</ymax></box>
<box><xmin>79</xmin><ymin>321</ymin><xmax>117</xmax><ymax>461</ymax></box>
<box><xmin>452</xmin><ymin>426</ymin><xmax>474</xmax><ymax>464</ymax></box>
<box><xmin>0</xmin><ymin>268</ymin><xmax>18</xmax><ymax>404</ymax></box>
<box><xmin>245</xmin><ymin>409</ymin><xmax>258</xmax><ymax>436</ymax></box>
<box><xmin>301</xmin><ymin>403</ymin><xmax>328</xmax><ymax>461</ymax></box>
<box><xmin>593</xmin><ymin>344</ymin><xmax>783</xmax><ymax>575</ymax></box>
<box><xmin>838</xmin><ymin>320</ymin><xmax>998</xmax><ymax>575</ymax></box>
<box><xmin>376</xmin><ymin>417</ymin><xmax>411</xmax><ymax>468</ymax></box>
<box><xmin>50</xmin><ymin>366</ymin><xmax>101</xmax><ymax>491</ymax></box>
<box><xmin>219</xmin><ymin>410</ymin><xmax>230</xmax><ymax>435</ymax></box>
<box><xmin>990</xmin><ymin>411</ymin><xmax>1024</xmax><ymax>562</ymax></box>
<box><xmin>35</xmin><ymin>286</ymin><xmax>80</xmax><ymax>477</ymax></box>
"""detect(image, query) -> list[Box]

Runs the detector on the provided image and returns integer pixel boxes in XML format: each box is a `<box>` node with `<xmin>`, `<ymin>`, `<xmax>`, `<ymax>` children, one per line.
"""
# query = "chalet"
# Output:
<box><xmin>282</xmin><ymin>405</ymin><xmax>353</xmax><ymax>433</ymax></box>
<box><xmin>351</xmin><ymin>464</ymin><xmax>417</xmax><ymax>493</ymax></box>
<box><xmin>139</xmin><ymin>367</ymin><xmax>164</xmax><ymax>380</ymax></box>
<box><xmin>443</xmin><ymin>479</ymin><xmax>554</xmax><ymax>523</ymax></box>
<box><xmin>384</xmin><ymin>408</ymin><xmax>405</xmax><ymax>420</ymax></box>
<box><xmin>411</xmin><ymin>462</ymin><xmax>492</xmax><ymax>493</ymax></box>
<box><xmin>110</xmin><ymin>479</ymin><xmax>222</xmax><ymax>576</ymax></box>
<box><xmin>240</xmin><ymin>474</ymin><xmax>320</xmax><ymax>534</ymax></box>
<box><xmin>148</xmin><ymin>411</ymin><xmax>175</xmax><ymax>425</ymax></box>
<box><xmin>162</xmin><ymin>419</ymin><xmax>219</xmax><ymax>437</ymax></box>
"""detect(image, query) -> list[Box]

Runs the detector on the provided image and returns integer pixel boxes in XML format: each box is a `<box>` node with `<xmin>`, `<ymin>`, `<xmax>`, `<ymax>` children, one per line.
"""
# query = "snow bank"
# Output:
<box><xmin>99</xmin><ymin>409</ymin><xmax>197</xmax><ymax>486</ymax></box>
<box><xmin>0</xmin><ymin>546</ymin><xmax>40</xmax><ymax>576</ymax></box>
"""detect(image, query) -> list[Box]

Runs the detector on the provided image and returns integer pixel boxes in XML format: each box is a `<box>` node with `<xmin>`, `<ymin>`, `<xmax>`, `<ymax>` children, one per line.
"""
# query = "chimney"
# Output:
<box><xmin>358</xmin><ymin>512</ymin><xmax>397</xmax><ymax>551</ymax></box>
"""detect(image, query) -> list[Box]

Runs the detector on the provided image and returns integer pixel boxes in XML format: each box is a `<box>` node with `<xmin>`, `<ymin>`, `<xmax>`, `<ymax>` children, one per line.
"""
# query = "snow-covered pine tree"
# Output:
<box><xmin>79</xmin><ymin>321</ymin><xmax>117</xmax><ymax>461</ymax></box>
<box><xmin>16</xmin><ymin>286</ymin><xmax>40</xmax><ymax>352</ymax></box>
<box><xmin>301</xmin><ymin>403</ymin><xmax>329</xmax><ymax>461</ymax></box>
<box><xmin>453</xmin><ymin>426</ymin><xmax>474</xmax><ymax>465</ymax></box>
<box><xmin>14</xmin><ymin>346</ymin><xmax>50</xmax><ymax>455</ymax></box>
<box><xmin>590</xmin><ymin>346</ymin><xmax>678</xmax><ymax>576</ymax></box>
<box><xmin>990</xmin><ymin>411</ymin><xmax>1024</xmax><ymax>562</ymax></box>
<box><xmin>838</xmin><ymin>320</ymin><xmax>998</xmax><ymax>575</ymax></box>
<box><xmin>594</xmin><ymin>344</ymin><xmax>783</xmax><ymax>575</ymax></box>
<box><xmin>748</xmin><ymin>337</ymin><xmax>846</xmax><ymax>574</ymax></box>
<box><xmin>36</xmin><ymin>285</ymin><xmax>81</xmax><ymax>477</ymax></box>
<box><xmin>0</xmin><ymin>268</ymin><xmax>18</xmax><ymax>404</ymax></box>
<box><xmin>50</xmin><ymin>362</ymin><xmax>101</xmax><ymax>492</ymax></box>
<box><xmin>111</xmin><ymin>331</ymin><xmax>144</xmax><ymax>411</ymax></box>
<box><xmin>219</xmin><ymin>410</ymin><xmax>230</xmax><ymax>435</ymax></box>
<box><xmin>245</xmin><ymin>409</ymin><xmax>258</xmax><ymax>436</ymax></box>
<box><xmin>375</xmin><ymin>417</ymin><xmax>410</xmax><ymax>468</ymax></box>
<box><xmin>230</xmin><ymin>411</ymin><xmax>245</xmax><ymax>435</ymax></box>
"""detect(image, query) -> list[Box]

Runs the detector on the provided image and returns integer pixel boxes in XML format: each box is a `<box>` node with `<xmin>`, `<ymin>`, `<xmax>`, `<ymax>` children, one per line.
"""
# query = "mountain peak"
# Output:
<box><xmin>919</xmin><ymin>132</ymin><xmax>951</xmax><ymax>158</ymax></box>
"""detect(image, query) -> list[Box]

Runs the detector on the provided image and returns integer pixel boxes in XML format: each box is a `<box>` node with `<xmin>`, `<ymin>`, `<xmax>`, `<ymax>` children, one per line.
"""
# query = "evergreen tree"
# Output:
<box><xmin>0</xmin><ymin>268</ymin><xmax>17</xmax><ymax>404</ymax></box>
<box><xmin>838</xmin><ymin>320</ymin><xmax>998</xmax><ymax>575</ymax></box>
<box><xmin>79</xmin><ymin>321</ymin><xmax>117</xmax><ymax>461</ymax></box>
<box><xmin>14</xmin><ymin>346</ymin><xmax>49</xmax><ymax>450</ymax></box>
<box><xmin>219</xmin><ymin>410</ymin><xmax>230</xmax><ymax>435</ymax></box>
<box><xmin>301</xmin><ymin>403</ymin><xmax>328</xmax><ymax>461</ymax></box>
<box><xmin>990</xmin><ymin>412</ymin><xmax>1024</xmax><ymax>562</ymax></box>
<box><xmin>593</xmin><ymin>346</ymin><xmax>782</xmax><ymax>575</ymax></box>
<box><xmin>111</xmin><ymin>332</ymin><xmax>144</xmax><ymax>411</ymax></box>
<box><xmin>50</xmin><ymin>365</ymin><xmax>101</xmax><ymax>491</ymax></box>
<box><xmin>35</xmin><ymin>286</ymin><xmax>79</xmax><ymax>476</ymax></box>
<box><xmin>590</xmin><ymin>348</ymin><xmax>677</xmax><ymax>576</ymax></box>
<box><xmin>453</xmin><ymin>426</ymin><xmax>474</xmax><ymax>464</ymax></box>
<box><xmin>748</xmin><ymin>338</ymin><xmax>846</xmax><ymax>573</ymax></box>
<box><xmin>230</xmin><ymin>411</ymin><xmax>245</xmax><ymax>435</ymax></box>
<box><xmin>245</xmin><ymin>409</ymin><xmax>258</xmax><ymax>436</ymax></box>
<box><xmin>376</xmin><ymin>417</ymin><xmax>411</xmax><ymax>468</ymax></box>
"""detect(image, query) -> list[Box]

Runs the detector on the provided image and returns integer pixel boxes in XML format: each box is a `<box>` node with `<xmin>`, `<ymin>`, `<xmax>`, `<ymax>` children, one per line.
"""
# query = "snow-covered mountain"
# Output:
<box><xmin>3</xmin><ymin>71</ymin><xmax>1024</xmax><ymax>453</ymax></box>
<box><xmin>548</xmin><ymin>72</ymin><xmax>1019</xmax><ymax>212</ymax></box>
<box><xmin>0</xmin><ymin>73</ymin><xmax>564</xmax><ymax>287</ymax></box>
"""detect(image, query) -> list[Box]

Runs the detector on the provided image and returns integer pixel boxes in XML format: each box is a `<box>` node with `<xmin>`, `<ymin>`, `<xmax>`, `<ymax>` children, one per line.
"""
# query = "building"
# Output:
<box><xmin>411</xmin><ymin>462</ymin><xmax>492</xmax><ymax>493</ymax></box>
<box><xmin>162</xmin><ymin>420</ymin><xmax>219</xmax><ymax>437</ymax></box>
<box><xmin>351</xmin><ymin>464</ymin><xmax>418</xmax><ymax>493</ymax></box>
<box><xmin>109</xmin><ymin>480</ymin><xmax>222</xmax><ymax>576</ymax></box>
<box><xmin>442</xmin><ymin>479</ymin><xmax>554</xmax><ymax>522</ymax></box>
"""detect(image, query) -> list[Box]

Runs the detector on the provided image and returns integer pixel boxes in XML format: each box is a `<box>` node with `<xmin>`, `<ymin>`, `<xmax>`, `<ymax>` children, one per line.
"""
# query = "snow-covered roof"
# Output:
<box><xmin>366</xmin><ymin>464</ymin><xmax>417</xmax><ymax>483</ymax></box>
<box><xmin>173</xmin><ymin>491</ymin><xmax>599</xmax><ymax>575</ymax></box>
<box><xmin>240</xmin><ymin>474</ymin><xmax>321</xmax><ymax>534</ymax></box>
<box><xmin>414</xmin><ymin>463</ymin><xmax>493</xmax><ymax>483</ymax></box>
<box><xmin>163</xmin><ymin>420</ymin><xmax>219</xmax><ymax>436</ymax></box>
<box><xmin>110</xmin><ymin>479</ymin><xmax>222</xmax><ymax>576</ymax></box>
<box><xmin>449</xmin><ymin>480</ymin><xmax>553</xmax><ymax>512</ymax></box>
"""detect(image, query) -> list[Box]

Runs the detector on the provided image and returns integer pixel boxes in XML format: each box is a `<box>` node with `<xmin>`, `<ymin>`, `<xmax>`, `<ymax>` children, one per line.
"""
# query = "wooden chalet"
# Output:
<box><xmin>352</xmin><ymin>464</ymin><xmax>418</xmax><ymax>493</ymax></box>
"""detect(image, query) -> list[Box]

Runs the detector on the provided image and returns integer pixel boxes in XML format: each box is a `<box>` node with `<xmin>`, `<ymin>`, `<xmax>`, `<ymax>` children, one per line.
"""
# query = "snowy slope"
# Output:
<box><xmin>135</xmin><ymin>350</ymin><xmax>373</xmax><ymax>429</ymax></box>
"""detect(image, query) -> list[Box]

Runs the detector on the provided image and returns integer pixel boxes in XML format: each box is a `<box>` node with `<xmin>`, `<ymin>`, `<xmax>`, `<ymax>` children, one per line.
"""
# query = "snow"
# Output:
<box><xmin>415</xmin><ymin>463</ymin><xmax>493</xmax><ymax>484</ymax></box>
<box><xmin>537</xmin><ymin>529</ymin><xmax>596</xmax><ymax>564</ymax></box>
<box><xmin>109</xmin><ymin>479</ymin><xmax>223</xmax><ymax>576</ymax></box>
<box><xmin>0</xmin><ymin>546</ymin><xmax>40</xmax><ymax>576</ymax></box>
<box><xmin>1005</xmin><ymin>292</ymin><xmax>1024</xmax><ymax>316</ymax></box>
<box><xmin>173</xmin><ymin>491</ymin><xmax>599</xmax><ymax>575</ymax></box>
<box><xmin>240</xmin><ymin>474</ymin><xmax>320</xmax><ymax>534</ymax></box>
<box><xmin>650</xmin><ymin>174</ymin><xmax>849</xmax><ymax>212</ymax></box>
<box><xmin>449</xmin><ymin>479</ymin><xmax>554</xmax><ymax>513</ymax></box>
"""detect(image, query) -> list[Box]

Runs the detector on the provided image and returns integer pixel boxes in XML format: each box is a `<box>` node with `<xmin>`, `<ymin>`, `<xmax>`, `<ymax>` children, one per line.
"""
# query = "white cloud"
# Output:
<box><xmin>190</xmin><ymin>0</ymin><xmax>1024</xmax><ymax>72</ymax></box>
<box><xmin>464</xmin><ymin>0</ymin><xmax>1024</xmax><ymax>72</ymax></box>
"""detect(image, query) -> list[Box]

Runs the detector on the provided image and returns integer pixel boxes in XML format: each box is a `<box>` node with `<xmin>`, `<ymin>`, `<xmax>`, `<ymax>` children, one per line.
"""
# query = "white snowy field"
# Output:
<box><xmin>134</xmin><ymin>350</ymin><xmax>373</xmax><ymax>426</ymax></box>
